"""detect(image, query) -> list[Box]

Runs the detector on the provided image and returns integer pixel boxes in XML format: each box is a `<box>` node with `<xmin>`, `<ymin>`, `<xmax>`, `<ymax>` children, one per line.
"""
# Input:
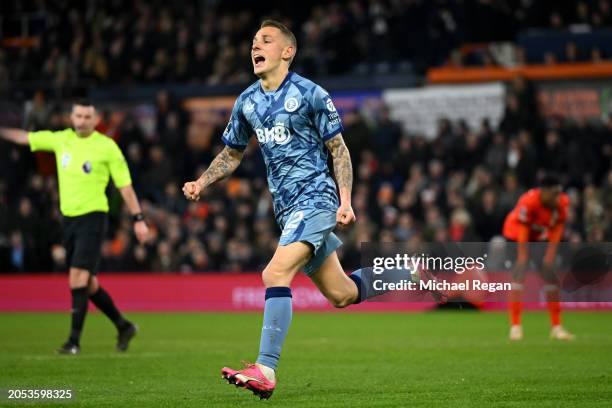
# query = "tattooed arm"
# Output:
<box><xmin>182</xmin><ymin>146</ymin><xmax>244</xmax><ymax>201</ymax></box>
<box><xmin>325</xmin><ymin>134</ymin><xmax>356</xmax><ymax>226</ymax></box>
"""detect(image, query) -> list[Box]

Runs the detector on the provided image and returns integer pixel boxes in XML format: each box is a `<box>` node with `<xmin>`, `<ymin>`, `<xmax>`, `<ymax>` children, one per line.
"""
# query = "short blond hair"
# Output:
<box><xmin>260</xmin><ymin>19</ymin><xmax>297</xmax><ymax>65</ymax></box>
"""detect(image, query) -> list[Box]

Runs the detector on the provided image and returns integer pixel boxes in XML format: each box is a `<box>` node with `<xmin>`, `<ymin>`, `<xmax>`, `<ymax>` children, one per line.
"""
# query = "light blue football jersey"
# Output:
<box><xmin>222</xmin><ymin>72</ymin><xmax>344</xmax><ymax>220</ymax></box>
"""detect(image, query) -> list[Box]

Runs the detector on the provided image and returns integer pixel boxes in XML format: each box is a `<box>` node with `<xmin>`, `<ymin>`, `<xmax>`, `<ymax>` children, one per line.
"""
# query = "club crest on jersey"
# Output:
<box><xmin>284</xmin><ymin>97</ymin><xmax>299</xmax><ymax>112</ymax></box>
<box><xmin>255</xmin><ymin>123</ymin><xmax>292</xmax><ymax>145</ymax></box>
<box><xmin>61</xmin><ymin>153</ymin><xmax>71</xmax><ymax>168</ymax></box>
<box><xmin>82</xmin><ymin>160</ymin><xmax>92</xmax><ymax>174</ymax></box>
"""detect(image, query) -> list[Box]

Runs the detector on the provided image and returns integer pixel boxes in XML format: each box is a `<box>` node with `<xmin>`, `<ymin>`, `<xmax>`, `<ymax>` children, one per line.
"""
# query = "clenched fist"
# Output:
<box><xmin>336</xmin><ymin>202</ymin><xmax>356</xmax><ymax>228</ymax></box>
<box><xmin>182</xmin><ymin>180</ymin><xmax>203</xmax><ymax>201</ymax></box>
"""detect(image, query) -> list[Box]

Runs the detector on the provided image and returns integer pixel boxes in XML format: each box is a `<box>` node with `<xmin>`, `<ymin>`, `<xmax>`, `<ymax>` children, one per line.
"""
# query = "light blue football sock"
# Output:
<box><xmin>349</xmin><ymin>268</ymin><xmax>372</xmax><ymax>304</ymax></box>
<box><xmin>256</xmin><ymin>287</ymin><xmax>292</xmax><ymax>370</ymax></box>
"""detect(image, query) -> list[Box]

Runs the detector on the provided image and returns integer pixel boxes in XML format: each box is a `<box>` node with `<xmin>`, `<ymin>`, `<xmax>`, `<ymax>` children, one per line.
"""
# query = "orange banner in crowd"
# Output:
<box><xmin>428</xmin><ymin>62</ymin><xmax>612</xmax><ymax>84</ymax></box>
<box><xmin>538</xmin><ymin>88</ymin><xmax>602</xmax><ymax>119</ymax></box>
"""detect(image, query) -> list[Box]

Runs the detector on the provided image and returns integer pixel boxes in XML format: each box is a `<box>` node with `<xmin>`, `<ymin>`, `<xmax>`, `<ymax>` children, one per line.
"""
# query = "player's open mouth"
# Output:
<box><xmin>253</xmin><ymin>55</ymin><xmax>265</xmax><ymax>68</ymax></box>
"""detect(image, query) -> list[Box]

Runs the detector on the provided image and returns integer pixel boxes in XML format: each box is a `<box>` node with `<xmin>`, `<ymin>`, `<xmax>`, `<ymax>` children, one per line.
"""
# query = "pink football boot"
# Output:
<box><xmin>221</xmin><ymin>362</ymin><xmax>276</xmax><ymax>399</ymax></box>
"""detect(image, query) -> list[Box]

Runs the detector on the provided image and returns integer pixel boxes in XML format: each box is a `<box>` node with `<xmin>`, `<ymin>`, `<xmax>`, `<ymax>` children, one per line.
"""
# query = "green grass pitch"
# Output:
<box><xmin>1</xmin><ymin>311</ymin><xmax>611</xmax><ymax>407</ymax></box>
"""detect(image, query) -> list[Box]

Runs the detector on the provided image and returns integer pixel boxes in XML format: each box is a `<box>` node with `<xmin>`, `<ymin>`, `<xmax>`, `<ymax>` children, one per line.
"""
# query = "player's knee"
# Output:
<box><xmin>69</xmin><ymin>268</ymin><xmax>90</xmax><ymax>288</ymax></box>
<box><xmin>328</xmin><ymin>291</ymin><xmax>355</xmax><ymax>309</ymax></box>
<box><xmin>262</xmin><ymin>264</ymin><xmax>294</xmax><ymax>287</ymax></box>
<box><xmin>330</xmin><ymin>297</ymin><xmax>352</xmax><ymax>308</ymax></box>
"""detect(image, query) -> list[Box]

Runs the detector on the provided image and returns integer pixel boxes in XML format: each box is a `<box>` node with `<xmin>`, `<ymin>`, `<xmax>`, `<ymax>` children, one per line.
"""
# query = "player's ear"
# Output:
<box><xmin>93</xmin><ymin>110</ymin><xmax>101</xmax><ymax>127</ymax></box>
<box><xmin>282</xmin><ymin>45</ymin><xmax>295</xmax><ymax>62</ymax></box>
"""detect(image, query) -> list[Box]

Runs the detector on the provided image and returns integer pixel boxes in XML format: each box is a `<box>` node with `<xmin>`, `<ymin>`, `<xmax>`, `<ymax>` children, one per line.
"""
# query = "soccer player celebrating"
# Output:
<box><xmin>0</xmin><ymin>100</ymin><xmax>148</xmax><ymax>354</ymax></box>
<box><xmin>502</xmin><ymin>175</ymin><xmax>574</xmax><ymax>341</ymax></box>
<box><xmin>183</xmin><ymin>20</ymin><xmax>391</xmax><ymax>399</ymax></box>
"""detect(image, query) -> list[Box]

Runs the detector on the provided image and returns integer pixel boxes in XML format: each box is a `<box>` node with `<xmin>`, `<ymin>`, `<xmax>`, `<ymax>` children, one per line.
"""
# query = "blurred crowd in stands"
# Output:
<box><xmin>1</xmin><ymin>1</ymin><xmax>611</xmax><ymax>272</ymax></box>
<box><xmin>1</xmin><ymin>0</ymin><xmax>612</xmax><ymax>91</ymax></box>
<box><xmin>1</xmin><ymin>78</ymin><xmax>611</xmax><ymax>273</ymax></box>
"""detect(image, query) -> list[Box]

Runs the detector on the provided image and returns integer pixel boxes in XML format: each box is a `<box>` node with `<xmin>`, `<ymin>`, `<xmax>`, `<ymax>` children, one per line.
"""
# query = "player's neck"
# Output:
<box><xmin>260</xmin><ymin>67</ymin><xmax>289</xmax><ymax>92</ymax></box>
<box><xmin>75</xmin><ymin>130</ymin><xmax>94</xmax><ymax>138</ymax></box>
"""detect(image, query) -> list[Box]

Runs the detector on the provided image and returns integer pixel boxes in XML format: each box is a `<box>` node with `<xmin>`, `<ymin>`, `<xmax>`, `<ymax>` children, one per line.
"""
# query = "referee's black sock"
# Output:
<box><xmin>90</xmin><ymin>287</ymin><xmax>129</xmax><ymax>330</ymax></box>
<box><xmin>69</xmin><ymin>287</ymin><xmax>89</xmax><ymax>346</ymax></box>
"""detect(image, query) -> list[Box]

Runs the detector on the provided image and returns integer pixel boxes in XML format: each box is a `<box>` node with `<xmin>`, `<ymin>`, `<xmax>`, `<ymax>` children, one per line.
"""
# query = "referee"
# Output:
<box><xmin>0</xmin><ymin>99</ymin><xmax>149</xmax><ymax>355</ymax></box>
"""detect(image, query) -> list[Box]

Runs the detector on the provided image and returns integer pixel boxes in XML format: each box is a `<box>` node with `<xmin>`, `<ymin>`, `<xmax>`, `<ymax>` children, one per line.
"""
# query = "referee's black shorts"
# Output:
<box><xmin>62</xmin><ymin>212</ymin><xmax>108</xmax><ymax>274</ymax></box>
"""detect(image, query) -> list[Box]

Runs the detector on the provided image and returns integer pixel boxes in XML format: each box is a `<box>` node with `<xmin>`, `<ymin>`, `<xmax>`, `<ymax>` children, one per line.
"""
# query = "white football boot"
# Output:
<box><xmin>550</xmin><ymin>325</ymin><xmax>575</xmax><ymax>340</ymax></box>
<box><xmin>509</xmin><ymin>324</ymin><xmax>523</xmax><ymax>341</ymax></box>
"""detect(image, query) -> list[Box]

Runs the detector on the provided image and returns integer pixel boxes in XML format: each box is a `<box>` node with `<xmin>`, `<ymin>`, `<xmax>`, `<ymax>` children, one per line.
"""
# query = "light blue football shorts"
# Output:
<box><xmin>277</xmin><ymin>206</ymin><xmax>342</xmax><ymax>276</ymax></box>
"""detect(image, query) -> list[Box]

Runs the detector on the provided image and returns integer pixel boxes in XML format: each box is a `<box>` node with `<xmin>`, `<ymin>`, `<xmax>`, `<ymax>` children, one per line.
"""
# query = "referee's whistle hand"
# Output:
<box><xmin>134</xmin><ymin>221</ymin><xmax>150</xmax><ymax>244</ymax></box>
<box><xmin>182</xmin><ymin>181</ymin><xmax>202</xmax><ymax>201</ymax></box>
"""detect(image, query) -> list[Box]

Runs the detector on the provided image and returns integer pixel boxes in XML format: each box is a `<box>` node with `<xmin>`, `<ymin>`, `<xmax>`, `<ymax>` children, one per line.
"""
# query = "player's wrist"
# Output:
<box><xmin>339</xmin><ymin>190</ymin><xmax>352</xmax><ymax>202</ymax></box>
<box><xmin>132</xmin><ymin>213</ymin><xmax>145</xmax><ymax>223</ymax></box>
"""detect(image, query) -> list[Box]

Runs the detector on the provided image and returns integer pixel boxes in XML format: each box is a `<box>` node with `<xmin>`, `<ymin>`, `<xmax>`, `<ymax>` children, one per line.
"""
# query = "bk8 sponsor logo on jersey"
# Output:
<box><xmin>255</xmin><ymin>124</ymin><xmax>292</xmax><ymax>145</ymax></box>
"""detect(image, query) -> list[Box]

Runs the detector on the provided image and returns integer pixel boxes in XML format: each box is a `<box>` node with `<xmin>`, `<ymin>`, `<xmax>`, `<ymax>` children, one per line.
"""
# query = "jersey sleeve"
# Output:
<box><xmin>516</xmin><ymin>194</ymin><xmax>535</xmax><ymax>225</ymax></box>
<box><xmin>557</xmin><ymin>194</ymin><xmax>570</xmax><ymax>224</ymax></box>
<box><xmin>28</xmin><ymin>130</ymin><xmax>65</xmax><ymax>152</ymax></box>
<box><xmin>546</xmin><ymin>193</ymin><xmax>569</xmax><ymax>243</ymax></box>
<box><xmin>107</xmin><ymin>140</ymin><xmax>132</xmax><ymax>188</ymax></box>
<box><xmin>221</xmin><ymin>97</ymin><xmax>251</xmax><ymax>150</ymax></box>
<box><xmin>311</xmin><ymin>85</ymin><xmax>344</xmax><ymax>141</ymax></box>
